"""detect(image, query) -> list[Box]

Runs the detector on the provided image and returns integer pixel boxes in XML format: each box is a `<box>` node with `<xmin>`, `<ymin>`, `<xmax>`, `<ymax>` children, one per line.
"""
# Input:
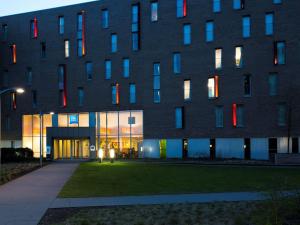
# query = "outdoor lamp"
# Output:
<box><xmin>15</xmin><ymin>88</ymin><xmax>25</xmax><ymax>94</ymax></box>
<box><xmin>98</xmin><ymin>148</ymin><xmax>104</xmax><ymax>163</ymax></box>
<box><xmin>109</xmin><ymin>149</ymin><xmax>115</xmax><ymax>163</ymax></box>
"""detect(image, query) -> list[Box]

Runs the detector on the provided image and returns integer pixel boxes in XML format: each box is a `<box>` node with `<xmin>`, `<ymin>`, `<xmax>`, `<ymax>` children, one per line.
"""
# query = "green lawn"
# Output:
<box><xmin>59</xmin><ymin>161</ymin><xmax>300</xmax><ymax>198</ymax></box>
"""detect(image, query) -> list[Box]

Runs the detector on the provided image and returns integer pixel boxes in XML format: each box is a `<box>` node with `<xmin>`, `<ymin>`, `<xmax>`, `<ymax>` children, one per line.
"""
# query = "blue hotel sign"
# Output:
<box><xmin>69</xmin><ymin>114</ymin><xmax>79</xmax><ymax>124</ymax></box>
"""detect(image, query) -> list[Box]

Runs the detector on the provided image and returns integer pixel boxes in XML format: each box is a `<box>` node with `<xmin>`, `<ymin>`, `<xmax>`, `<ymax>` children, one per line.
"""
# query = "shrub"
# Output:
<box><xmin>1</xmin><ymin>148</ymin><xmax>34</xmax><ymax>163</ymax></box>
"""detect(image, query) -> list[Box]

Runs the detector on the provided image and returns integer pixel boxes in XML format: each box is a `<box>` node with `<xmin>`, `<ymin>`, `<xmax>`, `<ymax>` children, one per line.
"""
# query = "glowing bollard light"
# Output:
<box><xmin>98</xmin><ymin>148</ymin><xmax>104</xmax><ymax>163</ymax></box>
<box><xmin>109</xmin><ymin>149</ymin><xmax>115</xmax><ymax>163</ymax></box>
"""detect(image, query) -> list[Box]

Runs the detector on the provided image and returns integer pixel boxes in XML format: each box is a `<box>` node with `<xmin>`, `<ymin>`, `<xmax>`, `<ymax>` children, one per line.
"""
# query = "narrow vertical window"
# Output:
<box><xmin>208</xmin><ymin>76</ymin><xmax>219</xmax><ymax>98</ymax></box>
<box><xmin>184</xmin><ymin>79</ymin><xmax>191</xmax><ymax>101</ymax></box>
<box><xmin>32</xmin><ymin>90</ymin><xmax>37</xmax><ymax>108</ymax></box>
<box><xmin>278</xmin><ymin>103</ymin><xmax>286</xmax><ymax>126</ymax></box>
<box><xmin>2</xmin><ymin>24</ymin><xmax>8</xmax><ymax>42</ymax></box>
<box><xmin>215</xmin><ymin>48</ymin><xmax>222</xmax><ymax>70</ymax></box>
<box><xmin>151</xmin><ymin>1</ymin><xmax>158</xmax><ymax>22</ymax></box>
<box><xmin>132</xmin><ymin>4</ymin><xmax>141</xmax><ymax>51</ymax></box>
<box><xmin>58</xmin><ymin>65</ymin><xmax>67</xmax><ymax>107</ymax></box>
<box><xmin>40</xmin><ymin>42</ymin><xmax>46</xmax><ymax>58</ymax></box>
<box><xmin>242</xmin><ymin>16</ymin><xmax>251</xmax><ymax>38</ymax></box>
<box><xmin>177</xmin><ymin>0</ymin><xmax>187</xmax><ymax>18</ymax></box>
<box><xmin>64</xmin><ymin>40</ymin><xmax>70</xmax><ymax>58</ymax></box>
<box><xmin>233</xmin><ymin>104</ymin><xmax>244</xmax><ymax>127</ymax></box>
<box><xmin>77</xmin><ymin>12</ymin><xmax>86</xmax><ymax>57</ymax></box>
<box><xmin>59</xmin><ymin>16</ymin><xmax>64</xmax><ymax>34</ymax></box>
<box><xmin>129</xmin><ymin>83</ymin><xmax>136</xmax><ymax>104</ymax></box>
<box><xmin>206</xmin><ymin>21</ymin><xmax>214</xmax><ymax>42</ymax></box>
<box><xmin>244</xmin><ymin>74</ymin><xmax>251</xmax><ymax>97</ymax></box>
<box><xmin>153</xmin><ymin>63</ymin><xmax>161</xmax><ymax>103</ymax></box>
<box><xmin>183</xmin><ymin>24</ymin><xmax>191</xmax><ymax>45</ymax></box>
<box><xmin>173</xmin><ymin>53</ymin><xmax>181</xmax><ymax>74</ymax></box>
<box><xmin>274</xmin><ymin>41</ymin><xmax>285</xmax><ymax>65</ymax></box>
<box><xmin>27</xmin><ymin>67</ymin><xmax>33</xmax><ymax>86</ymax></box>
<box><xmin>30</xmin><ymin>17</ymin><xmax>38</xmax><ymax>39</ymax></box>
<box><xmin>105</xmin><ymin>60</ymin><xmax>112</xmax><ymax>79</ymax></box>
<box><xmin>102</xmin><ymin>9</ymin><xmax>109</xmax><ymax>29</ymax></box>
<box><xmin>123</xmin><ymin>58</ymin><xmax>130</xmax><ymax>78</ymax></box>
<box><xmin>10</xmin><ymin>44</ymin><xmax>17</xmax><ymax>64</ymax></box>
<box><xmin>265</xmin><ymin>13</ymin><xmax>274</xmax><ymax>36</ymax></box>
<box><xmin>11</xmin><ymin>92</ymin><xmax>17</xmax><ymax>110</ymax></box>
<box><xmin>175</xmin><ymin>107</ymin><xmax>184</xmax><ymax>129</ymax></box>
<box><xmin>213</xmin><ymin>0</ymin><xmax>221</xmax><ymax>13</ymax></box>
<box><xmin>215</xmin><ymin>106</ymin><xmax>224</xmax><ymax>128</ymax></box>
<box><xmin>111</xmin><ymin>33</ymin><xmax>118</xmax><ymax>53</ymax></box>
<box><xmin>86</xmin><ymin>62</ymin><xmax>93</xmax><ymax>80</ymax></box>
<box><xmin>269</xmin><ymin>73</ymin><xmax>278</xmax><ymax>96</ymax></box>
<box><xmin>235</xmin><ymin>46</ymin><xmax>243</xmax><ymax>68</ymax></box>
<box><xmin>112</xmin><ymin>83</ymin><xmax>120</xmax><ymax>105</ymax></box>
<box><xmin>78</xmin><ymin>87</ymin><xmax>84</xmax><ymax>106</ymax></box>
<box><xmin>233</xmin><ymin>0</ymin><xmax>244</xmax><ymax>10</ymax></box>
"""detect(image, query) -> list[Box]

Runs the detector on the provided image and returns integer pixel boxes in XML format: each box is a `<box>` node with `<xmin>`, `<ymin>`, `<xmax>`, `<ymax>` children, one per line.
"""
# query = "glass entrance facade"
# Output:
<box><xmin>53</xmin><ymin>139</ymin><xmax>90</xmax><ymax>159</ymax></box>
<box><xmin>22</xmin><ymin>110</ymin><xmax>143</xmax><ymax>158</ymax></box>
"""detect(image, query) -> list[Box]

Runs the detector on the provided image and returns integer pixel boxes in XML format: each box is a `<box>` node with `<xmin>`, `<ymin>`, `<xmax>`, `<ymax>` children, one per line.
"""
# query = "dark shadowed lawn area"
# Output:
<box><xmin>59</xmin><ymin>161</ymin><xmax>300</xmax><ymax>198</ymax></box>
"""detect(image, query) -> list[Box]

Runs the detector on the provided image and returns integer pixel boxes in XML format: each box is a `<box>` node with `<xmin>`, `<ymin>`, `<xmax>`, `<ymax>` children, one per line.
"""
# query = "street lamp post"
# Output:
<box><xmin>0</xmin><ymin>88</ymin><xmax>25</xmax><ymax>182</ymax></box>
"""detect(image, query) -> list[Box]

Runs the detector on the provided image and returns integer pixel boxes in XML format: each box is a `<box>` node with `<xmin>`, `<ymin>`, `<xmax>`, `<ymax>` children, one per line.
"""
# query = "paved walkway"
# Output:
<box><xmin>0</xmin><ymin>163</ymin><xmax>78</xmax><ymax>225</ymax></box>
<box><xmin>51</xmin><ymin>192</ymin><xmax>266</xmax><ymax>209</ymax></box>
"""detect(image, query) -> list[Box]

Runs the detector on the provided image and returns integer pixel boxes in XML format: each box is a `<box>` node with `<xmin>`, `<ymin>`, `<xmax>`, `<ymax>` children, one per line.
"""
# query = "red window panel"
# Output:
<box><xmin>63</xmin><ymin>65</ymin><xmax>67</xmax><ymax>107</ymax></box>
<box><xmin>232</xmin><ymin>104</ymin><xmax>237</xmax><ymax>127</ymax></box>
<box><xmin>82</xmin><ymin>11</ymin><xmax>86</xmax><ymax>56</ymax></box>
<box><xmin>34</xmin><ymin>17</ymin><xmax>38</xmax><ymax>38</ymax></box>
<box><xmin>116</xmin><ymin>83</ymin><xmax>120</xmax><ymax>105</ymax></box>
<box><xmin>214</xmin><ymin>75</ymin><xmax>219</xmax><ymax>98</ymax></box>
<box><xmin>183</xmin><ymin>0</ymin><xmax>187</xmax><ymax>17</ymax></box>
<box><xmin>12</xmin><ymin>92</ymin><xmax>17</xmax><ymax>110</ymax></box>
<box><xmin>11</xmin><ymin>44</ymin><xmax>17</xmax><ymax>64</ymax></box>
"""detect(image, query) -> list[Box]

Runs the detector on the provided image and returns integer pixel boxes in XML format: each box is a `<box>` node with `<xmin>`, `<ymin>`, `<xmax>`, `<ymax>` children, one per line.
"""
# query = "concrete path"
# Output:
<box><xmin>0</xmin><ymin>163</ymin><xmax>78</xmax><ymax>225</ymax></box>
<box><xmin>51</xmin><ymin>192</ymin><xmax>266</xmax><ymax>209</ymax></box>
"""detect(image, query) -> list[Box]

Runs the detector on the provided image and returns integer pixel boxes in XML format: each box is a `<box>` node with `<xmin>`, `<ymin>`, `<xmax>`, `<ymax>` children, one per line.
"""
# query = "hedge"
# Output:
<box><xmin>0</xmin><ymin>148</ymin><xmax>34</xmax><ymax>163</ymax></box>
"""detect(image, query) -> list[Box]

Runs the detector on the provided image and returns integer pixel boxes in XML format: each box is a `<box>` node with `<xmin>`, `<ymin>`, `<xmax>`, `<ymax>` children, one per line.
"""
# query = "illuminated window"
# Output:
<box><xmin>123</xmin><ymin>58</ymin><xmax>130</xmax><ymax>78</ymax></box>
<box><xmin>58</xmin><ymin>65</ymin><xmax>67</xmax><ymax>107</ymax></box>
<box><xmin>58</xmin><ymin>16</ymin><xmax>64</xmax><ymax>34</ymax></box>
<box><xmin>184</xmin><ymin>79</ymin><xmax>191</xmax><ymax>101</ymax></box>
<box><xmin>215</xmin><ymin>106</ymin><xmax>224</xmax><ymax>128</ymax></box>
<box><xmin>40</xmin><ymin>42</ymin><xmax>46</xmax><ymax>58</ymax></box>
<box><xmin>278</xmin><ymin>103</ymin><xmax>286</xmax><ymax>126</ymax></box>
<box><xmin>2</xmin><ymin>24</ymin><xmax>8</xmax><ymax>41</ymax></box>
<box><xmin>153</xmin><ymin>63</ymin><xmax>161</xmax><ymax>103</ymax></box>
<box><xmin>206</xmin><ymin>21</ymin><xmax>214</xmax><ymax>42</ymax></box>
<box><xmin>11</xmin><ymin>92</ymin><xmax>17</xmax><ymax>110</ymax></box>
<box><xmin>177</xmin><ymin>0</ymin><xmax>187</xmax><ymax>18</ymax></box>
<box><xmin>132</xmin><ymin>4</ymin><xmax>140</xmax><ymax>51</ymax></box>
<box><xmin>173</xmin><ymin>53</ymin><xmax>181</xmax><ymax>74</ymax></box>
<box><xmin>78</xmin><ymin>87</ymin><xmax>84</xmax><ymax>106</ymax></box>
<box><xmin>77</xmin><ymin>12</ymin><xmax>86</xmax><ymax>56</ymax></box>
<box><xmin>64</xmin><ymin>40</ymin><xmax>70</xmax><ymax>58</ymax></box>
<box><xmin>269</xmin><ymin>73</ymin><xmax>278</xmax><ymax>96</ymax></box>
<box><xmin>235</xmin><ymin>46</ymin><xmax>243</xmax><ymax>68</ymax></box>
<box><xmin>30</xmin><ymin>17</ymin><xmax>38</xmax><ymax>39</ymax></box>
<box><xmin>102</xmin><ymin>9</ymin><xmax>109</xmax><ymax>28</ymax></box>
<box><xmin>233</xmin><ymin>0</ymin><xmax>244</xmax><ymax>10</ymax></box>
<box><xmin>112</xmin><ymin>83</ymin><xmax>120</xmax><ymax>105</ymax></box>
<box><xmin>175</xmin><ymin>107</ymin><xmax>184</xmax><ymax>129</ymax></box>
<box><xmin>129</xmin><ymin>83</ymin><xmax>136</xmax><ymax>104</ymax></box>
<box><xmin>274</xmin><ymin>41</ymin><xmax>285</xmax><ymax>65</ymax></box>
<box><xmin>265</xmin><ymin>13</ymin><xmax>274</xmax><ymax>35</ymax></box>
<box><xmin>10</xmin><ymin>44</ymin><xmax>17</xmax><ymax>64</ymax></box>
<box><xmin>151</xmin><ymin>1</ymin><xmax>158</xmax><ymax>22</ymax></box>
<box><xmin>244</xmin><ymin>74</ymin><xmax>251</xmax><ymax>97</ymax></box>
<box><xmin>215</xmin><ymin>48</ymin><xmax>222</xmax><ymax>69</ymax></box>
<box><xmin>183</xmin><ymin>24</ymin><xmax>191</xmax><ymax>45</ymax></box>
<box><xmin>213</xmin><ymin>0</ymin><xmax>221</xmax><ymax>13</ymax></box>
<box><xmin>208</xmin><ymin>76</ymin><xmax>219</xmax><ymax>98</ymax></box>
<box><xmin>243</xmin><ymin>16</ymin><xmax>251</xmax><ymax>38</ymax></box>
<box><xmin>232</xmin><ymin>104</ymin><xmax>244</xmax><ymax>127</ymax></box>
<box><xmin>86</xmin><ymin>62</ymin><xmax>93</xmax><ymax>80</ymax></box>
<box><xmin>105</xmin><ymin>60</ymin><xmax>112</xmax><ymax>79</ymax></box>
<box><xmin>111</xmin><ymin>33</ymin><xmax>118</xmax><ymax>53</ymax></box>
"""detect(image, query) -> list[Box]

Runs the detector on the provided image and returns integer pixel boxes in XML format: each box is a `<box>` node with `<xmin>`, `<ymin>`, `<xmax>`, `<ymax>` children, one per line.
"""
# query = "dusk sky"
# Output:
<box><xmin>0</xmin><ymin>0</ymin><xmax>98</xmax><ymax>17</ymax></box>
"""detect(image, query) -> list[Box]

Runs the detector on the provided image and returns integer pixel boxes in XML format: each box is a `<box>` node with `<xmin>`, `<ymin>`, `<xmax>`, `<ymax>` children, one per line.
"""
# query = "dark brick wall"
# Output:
<box><xmin>0</xmin><ymin>0</ymin><xmax>300</xmax><ymax>140</ymax></box>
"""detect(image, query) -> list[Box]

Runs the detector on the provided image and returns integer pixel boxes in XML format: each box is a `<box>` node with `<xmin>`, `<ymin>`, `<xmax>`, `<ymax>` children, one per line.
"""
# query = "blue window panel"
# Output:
<box><xmin>175</xmin><ymin>107</ymin><xmax>183</xmax><ymax>129</ymax></box>
<box><xmin>111</xmin><ymin>34</ymin><xmax>117</xmax><ymax>53</ymax></box>
<box><xmin>173</xmin><ymin>53</ymin><xmax>181</xmax><ymax>74</ymax></box>
<box><xmin>153</xmin><ymin>90</ymin><xmax>160</xmax><ymax>103</ymax></box>
<box><xmin>102</xmin><ymin>9</ymin><xmax>109</xmax><ymax>28</ymax></box>
<box><xmin>129</xmin><ymin>84</ymin><xmax>136</xmax><ymax>104</ymax></box>
<box><xmin>123</xmin><ymin>59</ymin><xmax>130</xmax><ymax>78</ymax></box>
<box><xmin>206</xmin><ymin>21</ymin><xmax>214</xmax><ymax>42</ymax></box>
<box><xmin>105</xmin><ymin>60</ymin><xmax>112</xmax><ymax>79</ymax></box>
<box><xmin>213</xmin><ymin>0</ymin><xmax>221</xmax><ymax>12</ymax></box>
<box><xmin>265</xmin><ymin>13</ymin><xmax>274</xmax><ymax>35</ymax></box>
<box><xmin>89</xmin><ymin>112</ymin><xmax>96</xmax><ymax>127</ymax></box>
<box><xmin>242</xmin><ymin>16</ymin><xmax>251</xmax><ymax>38</ymax></box>
<box><xmin>183</xmin><ymin>24</ymin><xmax>191</xmax><ymax>45</ymax></box>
